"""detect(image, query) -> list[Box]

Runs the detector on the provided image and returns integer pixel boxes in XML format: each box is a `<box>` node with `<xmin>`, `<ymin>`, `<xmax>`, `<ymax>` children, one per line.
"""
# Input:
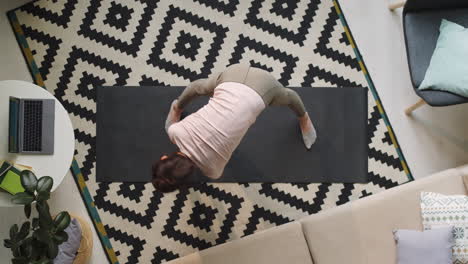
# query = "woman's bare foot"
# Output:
<box><xmin>299</xmin><ymin>112</ymin><xmax>317</xmax><ymax>149</ymax></box>
<box><xmin>165</xmin><ymin>99</ymin><xmax>183</xmax><ymax>132</ymax></box>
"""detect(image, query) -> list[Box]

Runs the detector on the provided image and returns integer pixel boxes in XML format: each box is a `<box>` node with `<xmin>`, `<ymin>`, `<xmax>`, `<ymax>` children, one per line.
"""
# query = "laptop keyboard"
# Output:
<box><xmin>23</xmin><ymin>100</ymin><xmax>42</xmax><ymax>152</ymax></box>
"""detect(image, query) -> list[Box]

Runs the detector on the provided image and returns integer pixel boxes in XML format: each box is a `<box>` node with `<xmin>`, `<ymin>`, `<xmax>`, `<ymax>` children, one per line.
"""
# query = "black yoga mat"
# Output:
<box><xmin>96</xmin><ymin>86</ymin><xmax>368</xmax><ymax>183</ymax></box>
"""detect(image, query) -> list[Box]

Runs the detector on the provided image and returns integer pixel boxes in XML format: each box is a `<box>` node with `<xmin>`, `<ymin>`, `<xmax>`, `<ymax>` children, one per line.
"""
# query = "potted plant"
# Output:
<box><xmin>3</xmin><ymin>170</ymin><xmax>71</xmax><ymax>264</ymax></box>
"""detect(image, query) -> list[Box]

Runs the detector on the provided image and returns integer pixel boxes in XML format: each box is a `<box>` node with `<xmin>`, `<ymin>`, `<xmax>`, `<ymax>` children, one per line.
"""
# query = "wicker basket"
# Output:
<box><xmin>69</xmin><ymin>213</ymin><xmax>93</xmax><ymax>264</ymax></box>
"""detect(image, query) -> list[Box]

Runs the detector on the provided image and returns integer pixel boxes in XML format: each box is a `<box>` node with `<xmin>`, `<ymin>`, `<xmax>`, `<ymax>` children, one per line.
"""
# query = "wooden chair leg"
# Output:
<box><xmin>388</xmin><ymin>0</ymin><xmax>406</xmax><ymax>11</ymax></box>
<box><xmin>405</xmin><ymin>98</ymin><xmax>426</xmax><ymax>115</ymax></box>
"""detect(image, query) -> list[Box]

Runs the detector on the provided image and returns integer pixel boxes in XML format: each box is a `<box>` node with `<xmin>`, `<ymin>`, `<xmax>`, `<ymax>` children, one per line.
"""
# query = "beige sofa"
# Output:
<box><xmin>168</xmin><ymin>165</ymin><xmax>468</xmax><ymax>264</ymax></box>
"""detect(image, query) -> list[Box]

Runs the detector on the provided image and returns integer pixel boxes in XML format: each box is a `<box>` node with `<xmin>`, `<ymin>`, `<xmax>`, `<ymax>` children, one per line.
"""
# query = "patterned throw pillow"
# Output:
<box><xmin>421</xmin><ymin>192</ymin><xmax>468</xmax><ymax>264</ymax></box>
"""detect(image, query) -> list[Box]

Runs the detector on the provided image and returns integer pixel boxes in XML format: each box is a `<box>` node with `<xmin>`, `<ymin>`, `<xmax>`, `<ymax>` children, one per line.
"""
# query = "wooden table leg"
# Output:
<box><xmin>405</xmin><ymin>98</ymin><xmax>426</xmax><ymax>115</ymax></box>
<box><xmin>388</xmin><ymin>0</ymin><xmax>406</xmax><ymax>11</ymax></box>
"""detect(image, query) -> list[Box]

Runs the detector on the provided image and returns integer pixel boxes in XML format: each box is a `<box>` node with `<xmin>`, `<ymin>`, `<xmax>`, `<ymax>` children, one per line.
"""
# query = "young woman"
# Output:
<box><xmin>152</xmin><ymin>64</ymin><xmax>317</xmax><ymax>192</ymax></box>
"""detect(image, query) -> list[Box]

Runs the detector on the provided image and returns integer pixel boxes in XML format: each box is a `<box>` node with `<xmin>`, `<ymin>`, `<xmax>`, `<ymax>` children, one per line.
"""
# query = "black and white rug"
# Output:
<box><xmin>9</xmin><ymin>0</ymin><xmax>412</xmax><ymax>263</ymax></box>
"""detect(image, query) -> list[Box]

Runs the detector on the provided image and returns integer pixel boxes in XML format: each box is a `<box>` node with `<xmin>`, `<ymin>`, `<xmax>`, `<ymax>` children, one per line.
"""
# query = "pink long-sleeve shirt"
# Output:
<box><xmin>167</xmin><ymin>82</ymin><xmax>265</xmax><ymax>179</ymax></box>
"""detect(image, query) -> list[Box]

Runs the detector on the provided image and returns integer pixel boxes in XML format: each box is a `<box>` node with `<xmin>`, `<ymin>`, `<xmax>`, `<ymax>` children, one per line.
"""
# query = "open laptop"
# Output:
<box><xmin>8</xmin><ymin>97</ymin><xmax>55</xmax><ymax>154</ymax></box>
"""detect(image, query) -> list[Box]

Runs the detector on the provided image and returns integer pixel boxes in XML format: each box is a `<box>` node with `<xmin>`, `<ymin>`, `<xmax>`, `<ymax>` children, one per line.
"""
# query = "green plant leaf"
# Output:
<box><xmin>20</xmin><ymin>237</ymin><xmax>33</xmax><ymax>258</ymax></box>
<box><xmin>19</xmin><ymin>242</ymin><xmax>32</xmax><ymax>258</ymax></box>
<box><xmin>20</xmin><ymin>170</ymin><xmax>37</xmax><ymax>194</ymax></box>
<box><xmin>17</xmin><ymin>222</ymin><xmax>30</xmax><ymax>241</ymax></box>
<box><xmin>30</xmin><ymin>241</ymin><xmax>43</xmax><ymax>260</ymax></box>
<box><xmin>24</xmin><ymin>204</ymin><xmax>31</xmax><ymax>219</ymax></box>
<box><xmin>12</xmin><ymin>246</ymin><xmax>21</xmax><ymax>257</ymax></box>
<box><xmin>3</xmin><ymin>239</ymin><xmax>13</xmax><ymax>248</ymax></box>
<box><xmin>10</xmin><ymin>224</ymin><xmax>18</xmax><ymax>239</ymax></box>
<box><xmin>36</xmin><ymin>201</ymin><xmax>53</xmax><ymax>228</ymax></box>
<box><xmin>11</xmin><ymin>192</ymin><xmax>35</xmax><ymax>205</ymax></box>
<box><xmin>37</xmin><ymin>259</ymin><xmax>53</xmax><ymax>264</ymax></box>
<box><xmin>36</xmin><ymin>176</ymin><xmax>53</xmax><ymax>194</ymax></box>
<box><xmin>54</xmin><ymin>230</ymin><xmax>69</xmax><ymax>243</ymax></box>
<box><xmin>53</xmin><ymin>212</ymin><xmax>70</xmax><ymax>231</ymax></box>
<box><xmin>12</xmin><ymin>257</ymin><xmax>28</xmax><ymax>264</ymax></box>
<box><xmin>47</xmin><ymin>242</ymin><xmax>58</xmax><ymax>259</ymax></box>
<box><xmin>32</xmin><ymin>218</ymin><xmax>39</xmax><ymax>229</ymax></box>
<box><xmin>39</xmin><ymin>217</ymin><xmax>53</xmax><ymax>229</ymax></box>
<box><xmin>33</xmin><ymin>228</ymin><xmax>50</xmax><ymax>244</ymax></box>
<box><xmin>36</xmin><ymin>191</ymin><xmax>50</xmax><ymax>202</ymax></box>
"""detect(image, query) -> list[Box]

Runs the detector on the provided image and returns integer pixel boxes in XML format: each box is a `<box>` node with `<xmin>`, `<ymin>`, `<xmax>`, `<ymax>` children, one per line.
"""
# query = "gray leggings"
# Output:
<box><xmin>178</xmin><ymin>64</ymin><xmax>307</xmax><ymax>117</ymax></box>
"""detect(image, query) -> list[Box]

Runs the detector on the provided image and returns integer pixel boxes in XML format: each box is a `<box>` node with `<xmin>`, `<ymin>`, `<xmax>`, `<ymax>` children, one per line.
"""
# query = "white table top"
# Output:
<box><xmin>0</xmin><ymin>80</ymin><xmax>75</xmax><ymax>207</ymax></box>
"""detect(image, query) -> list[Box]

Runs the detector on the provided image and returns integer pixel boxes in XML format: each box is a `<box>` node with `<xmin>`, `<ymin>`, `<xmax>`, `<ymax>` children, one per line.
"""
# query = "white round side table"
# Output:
<box><xmin>0</xmin><ymin>80</ymin><xmax>75</xmax><ymax>207</ymax></box>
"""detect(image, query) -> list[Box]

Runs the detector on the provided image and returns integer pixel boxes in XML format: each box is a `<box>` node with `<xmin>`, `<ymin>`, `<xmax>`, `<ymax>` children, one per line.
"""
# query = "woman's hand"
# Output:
<box><xmin>165</xmin><ymin>99</ymin><xmax>183</xmax><ymax>132</ymax></box>
<box><xmin>299</xmin><ymin>112</ymin><xmax>317</xmax><ymax>149</ymax></box>
<box><xmin>172</xmin><ymin>99</ymin><xmax>183</xmax><ymax>115</ymax></box>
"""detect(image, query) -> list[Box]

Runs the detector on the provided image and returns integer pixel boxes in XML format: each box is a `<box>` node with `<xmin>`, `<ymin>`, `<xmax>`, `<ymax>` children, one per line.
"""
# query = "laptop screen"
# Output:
<box><xmin>8</xmin><ymin>97</ymin><xmax>20</xmax><ymax>153</ymax></box>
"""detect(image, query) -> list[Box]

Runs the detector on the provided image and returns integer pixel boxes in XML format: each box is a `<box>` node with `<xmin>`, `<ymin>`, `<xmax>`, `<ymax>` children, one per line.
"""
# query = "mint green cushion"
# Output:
<box><xmin>418</xmin><ymin>19</ymin><xmax>468</xmax><ymax>98</ymax></box>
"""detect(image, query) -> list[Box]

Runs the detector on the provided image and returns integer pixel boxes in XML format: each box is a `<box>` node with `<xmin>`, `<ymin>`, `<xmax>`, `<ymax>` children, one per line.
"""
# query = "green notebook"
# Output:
<box><xmin>0</xmin><ymin>161</ymin><xmax>25</xmax><ymax>195</ymax></box>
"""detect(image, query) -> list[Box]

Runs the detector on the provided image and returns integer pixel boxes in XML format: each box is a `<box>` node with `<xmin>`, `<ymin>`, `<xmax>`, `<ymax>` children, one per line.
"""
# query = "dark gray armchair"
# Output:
<box><xmin>390</xmin><ymin>0</ymin><xmax>468</xmax><ymax>114</ymax></box>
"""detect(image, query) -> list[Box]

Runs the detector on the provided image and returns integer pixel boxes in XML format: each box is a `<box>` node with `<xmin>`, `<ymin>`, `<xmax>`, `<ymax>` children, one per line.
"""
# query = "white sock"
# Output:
<box><xmin>302</xmin><ymin>123</ymin><xmax>317</xmax><ymax>149</ymax></box>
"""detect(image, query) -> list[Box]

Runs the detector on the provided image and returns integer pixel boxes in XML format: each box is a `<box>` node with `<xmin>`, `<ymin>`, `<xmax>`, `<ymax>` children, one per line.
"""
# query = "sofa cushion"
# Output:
<box><xmin>418</xmin><ymin>20</ymin><xmax>468</xmax><ymax>98</ymax></box>
<box><xmin>300</xmin><ymin>203</ymin><xmax>365</xmax><ymax>264</ymax></box>
<box><xmin>393</xmin><ymin>227</ymin><xmax>454</xmax><ymax>264</ymax></box>
<box><xmin>421</xmin><ymin>192</ymin><xmax>468</xmax><ymax>263</ymax></box>
<box><xmin>301</xmin><ymin>166</ymin><xmax>467</xmax><ymax>264</ymax></box>
<box><xmin>167</xmin><ymin>221</ymin><xmax>313</xmax><ymax>264</ymax></box>
<box><xmin>462</xmin><ymin>167</ymin><xmax>468</xmax><ymax>190</ymax></box>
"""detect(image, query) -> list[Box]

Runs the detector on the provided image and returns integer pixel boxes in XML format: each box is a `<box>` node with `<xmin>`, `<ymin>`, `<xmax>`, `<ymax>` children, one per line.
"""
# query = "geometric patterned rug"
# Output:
<box><xmin>8</xmin><ymin>0</ymin><xmax>413</xmax><ymax>263</ymax></box>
